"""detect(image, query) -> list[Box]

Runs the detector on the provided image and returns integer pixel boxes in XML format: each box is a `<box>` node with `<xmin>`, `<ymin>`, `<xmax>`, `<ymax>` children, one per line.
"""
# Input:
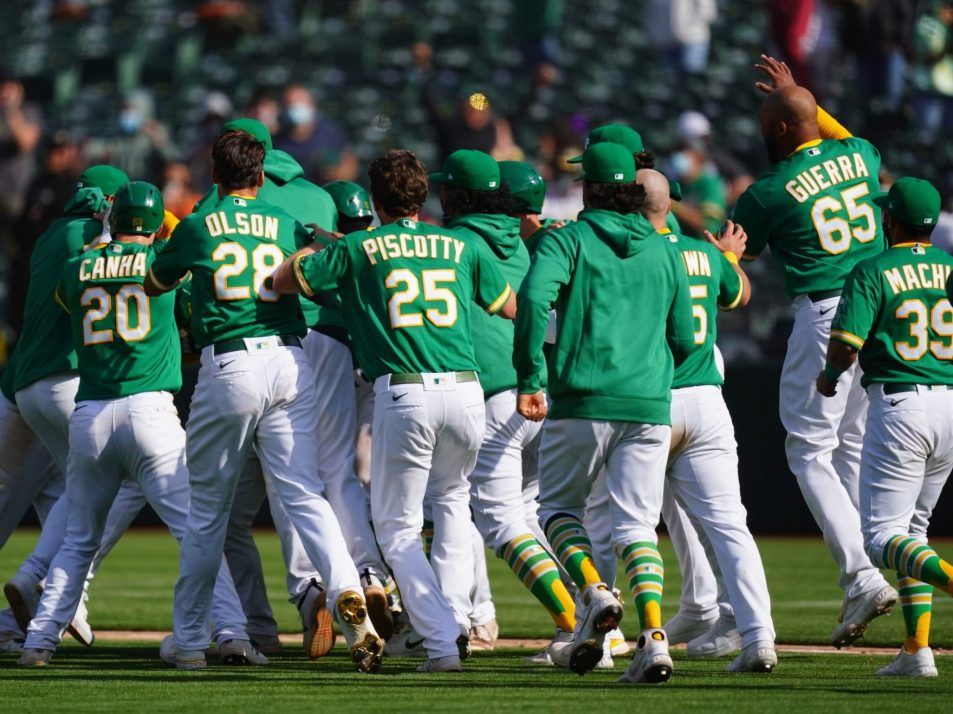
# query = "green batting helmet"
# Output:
<box><xmin>498</xmin><ymin>161</ymin><xmax>546</xmax><ymax>214</ymax></box>
<box><xmin>109</xmin><ymin>181</ymin><xmax>164</xmax><ymax>236</ymax></box>
<box><xmin>323</xmin><ymin>180</ymin><xmax>373</xmax><ymax>219</ymax></box>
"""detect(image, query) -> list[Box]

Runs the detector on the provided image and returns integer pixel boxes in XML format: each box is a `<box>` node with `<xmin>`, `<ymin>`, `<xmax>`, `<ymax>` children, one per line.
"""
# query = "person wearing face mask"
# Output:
<box><xmin>273</xmin><ymin>84</ymin><xmax>357</xmax><ymax>184</ymax></box>
<box><xmin>668</xmin><ymin>112</ymin><xmax>727</xmax><ymax>239</ymax></box>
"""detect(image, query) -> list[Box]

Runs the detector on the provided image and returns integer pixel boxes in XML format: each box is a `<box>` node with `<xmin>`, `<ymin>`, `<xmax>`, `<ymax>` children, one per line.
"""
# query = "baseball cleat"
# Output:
<box><xmin>525</xmin><ymin>627</ymin><xmax>573</xmax><ymax>665</ymax></box>
<box><xmin>619</xmin><ymin>628</ymin><xmax>673</xmax><ymax>684</ymax></box>
<box><xmin>334</xmin><ymin>589</ymin><xmax>384</xmax><ymax>673</ymax></box>
<box><xmin>468</xmin><ymin>618</ymin><xmax>498</xmax><ymax>651</ymax></box>
<box><xmin>607</xmin><ymin>626</ymin><xmax>630</xmax><ymax>657</ymax></box>
<box><xmin>830</xmin><ymin>585</ymin><xmax>898</xmax><ymax>649</ymax></box>
<box><xmin>159</xmin><ymin>634</ymin><xmax>206</xmax><ymax>670</ymax></box>
<box><xmin>219</xmin><ymin>638</ymin><xmax>269</xmax><ymax>665</ymax></box>
<box><xmin>457</xmin><ymin>634</ymin><xmax>472</xmax><ymax>660</ymax></box>
<box><xmin>0</xmin><ymin>632</ymin><xmax>25</xmax><ymax>654</ymax></box>
<box><xmin>687</xmin><ymin>614</ymin><xmax>741</xmax><ymax>658</ymax></box>
<box><xmin>728</xmin><ymin>640</ymin><xmax>777</xmax><ymax>673</ymax></box>
<box><xmin>383</xmin><ymin>626</ymin><xmax>427</xmax><ymax>657</ymax></box>
<box><xmin>663</xmin><ymin>611</ymin><xmax>717</xmax><ymax>645</ymax></box>
<box><xmin>361</xmin><ymin>570</ymin><xmax>395</xmax><ymax>642</ymax></box>
<box><xmin>416</xmin><ymin>654</ymin><xmax>462</xmax><ymax>673</ymax></box>
<box><xmin>67</xmin><ymin>594</ymin><xmax>95</xmax><ymax>647</ymax></box>
<box><xmin>567</xmin><ymin>583</ymin><xmax>623</xmax><ymax>676</ymax></box>
<box><xmin>248</xmin><ymin>633</ymin><xmax>283</xmax><ymax>656</ymax></box>
<box><xmin>4</xmin><ymin>573</ymin><xmax>42</xmax><ymax>633</ymax></box>
<box><xmin>876</xmin><ymin>647</ymin><xmax>938</xmax><ymax>678</ymax></box>
<box><xmin>17</xmin><ymin>648</ymin><xmax>53</xmax><ymax>667</ymax></box>
<box><xmin>299</xmin><ymin>579</ymin><xmax>336</xmax><ymax>658</ymax></box>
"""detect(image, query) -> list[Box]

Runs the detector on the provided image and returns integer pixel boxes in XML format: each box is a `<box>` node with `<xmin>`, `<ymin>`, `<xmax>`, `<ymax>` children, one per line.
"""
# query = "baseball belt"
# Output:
<box><xmin>882</xmin><ymin>383</ymin><xmax>951</xmax><ymax>395</ymax></box>
<box><xmin>212</xmin><ymin>334</ymin><xmax>303</xmax><ymax>356</ymax></box>
<box><xmin>389</xmin><ymin>370</ymin><xmax>478</xmax><ymax>385</ymax></box>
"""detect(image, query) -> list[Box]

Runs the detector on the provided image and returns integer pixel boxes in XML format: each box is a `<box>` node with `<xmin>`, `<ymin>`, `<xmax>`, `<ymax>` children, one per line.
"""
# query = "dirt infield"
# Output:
<box><xmin>89</xmin><ymin>631</ymin><xmax>948</xmax><ymax>656</ymax></box>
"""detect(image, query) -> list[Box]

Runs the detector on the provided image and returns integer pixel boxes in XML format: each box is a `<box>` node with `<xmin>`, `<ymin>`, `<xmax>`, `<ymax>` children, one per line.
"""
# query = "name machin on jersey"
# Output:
<box><xmin>883</xmin><ymin>262</ymin><xmax>952</xmax><ymax>295</ymax></box>
<box><xmin>362</xmin><ymin>233</ymin><xmax>467</xmax><ymax>266</ymax></box>
<box><xmin>78</xmin><ymin>251</ymin><xmax>148</xmax><ymax>282</ymax></box>
<box><xmin>784</xmin><ymin>151</ymin><xmax>871</xmax><ymax>204</ymax></box>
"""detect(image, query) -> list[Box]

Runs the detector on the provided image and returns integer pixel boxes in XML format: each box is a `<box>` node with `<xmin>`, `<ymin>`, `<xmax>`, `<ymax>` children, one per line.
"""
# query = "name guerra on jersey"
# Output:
<box><xmin>205</xmin><ymin>211</ymin><xmax>280</xmax><ymax>240</ymax></box>
<box><xmin>784</xmin><ymin>152</ymin><xmax>871</xmax><ymax>204</ymax></box>
<box><xmin>78</xmin><ymin>252</ymin><xmax>148</xmax><ymax>281</ymax></box>
<box><xmin>883</xmin><ymin>262</ymin><xmax>952</xmax><ymax>295</ymax></box>
<box><xmin>362</xmin><ymin>233</ymin><xmax>467</xmax><ymax>266</ymax></box>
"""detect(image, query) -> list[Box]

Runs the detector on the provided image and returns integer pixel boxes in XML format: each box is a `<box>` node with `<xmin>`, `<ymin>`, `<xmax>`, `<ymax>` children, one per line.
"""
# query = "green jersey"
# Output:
<box><xmin>831</xmin><ymin>243</ymin><xmax>953</xmax><ymax>387</ymax></box>
<box><xmin>682</xmin><ymin>172</ymin><xmax>727</xmax><ymax>237</ymax></box>
<box><xmin>734</xmin><ymin>137</ymin><xmax>885</xmax><ymax>298</ymax></box>
<box><xmin>665</xmin><ymin>229</ymin><xmax>744</xmax><ymax>389</ymax></box>
<box><xmin>59</xmin><ymin>242</ymin><xmax>181</xmax><ymax>401</ymax></box>
<box><xmin>292</xmin><ymin>217</ymin><xmax>512</xmax><ymax>381</ymax></box>
<box><xmin>514</xmin><ymin>209</ymin><xmax>696</xmax><ymax>425</ymax></box>
<box><xmin>447</xmin><ymin>213</ymin><xmax>528</xmax><ymax>397</ymax></box>
<box><xmin>193</xmin><ymin>150</ymin><xmax>341</xmax><ymax>333</ymax></box>
<box><xmin>13</xmin><ymin>190</ymin><xmax>106</xmax><ymax>393</ymax></box>
<box><xmin>150</xmin><ymin>193</ymin><xmax>309</xmax><ymax>349</ymax></box>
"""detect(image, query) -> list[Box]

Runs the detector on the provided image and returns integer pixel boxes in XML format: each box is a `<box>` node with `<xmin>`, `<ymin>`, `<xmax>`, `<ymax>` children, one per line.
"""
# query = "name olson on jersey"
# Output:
<box><xmin>784</xmin><ymin>153</ymin><xmax>871</xmax><ymax>203</ymax></box>
<box><xmin>78</xmin><ymin>252</ymin><xmax>148</xmax><ymax>281</ymax></box>
<box><xmin>883</xmin><ymin>263</ymin><xmax>952</xmax><ymax>295</ymax></box>
<box><xmin>362</xmin><ymin>233</ymin><xmax>467</xmax><ymax>266</ymax></box>
<box><xmin>205</xmin><ymin>211</ymin><xmax>279</xmax><ymax>240</ymax></box>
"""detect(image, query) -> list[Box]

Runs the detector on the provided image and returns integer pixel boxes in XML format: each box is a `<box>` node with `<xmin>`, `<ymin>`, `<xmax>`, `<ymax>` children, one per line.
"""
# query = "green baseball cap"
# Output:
<box><xmin>109</xmin><ymin>181</ymin><xmax>165</xmax><ymax>236</ymax></box>
<box><xmin>323</xmin><ymin>180</ymin><xmax>373</xmax><ymax>219</ymax></box>
<box><xmin>77</xmin><ymin>165</ymin><xmax>130</xmax><ymax>196</ymax></box>
<box><xmin>575</xmin><ymin>142</ymin><xmax>636</xmax><ymax>183</ymax></box>
<box><xmin>499</xmin><ymin>161</ymin><xmax>546</xmax><ymax>214</ymax></box>
<box><xmin>429</xmin><ymin>149</ymin><xmax>500</xmax><ymax>190</ymax></box>
<box><xmin>221</xmin><ymin>118</ymin><xmax>273</xmax><ymax>152</ymax></box>
<box><xmin>873</xmin><ymin>177</ymin><xmax>941</xmax><ymax>227</ymax></box>
<box><xmin>568</xmin><ymin>124</ymin><xmax>644</xmax><ymax>163</ymax></box>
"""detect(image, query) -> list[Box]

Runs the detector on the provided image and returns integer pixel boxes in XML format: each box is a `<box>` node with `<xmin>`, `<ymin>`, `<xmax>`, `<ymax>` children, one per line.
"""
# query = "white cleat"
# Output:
<box><xmin>3</xmin><ymin>573</ymin><xmax>42</xmax><ymax>633</ymax></box>
<box><xmin>728</xmin><ymin>640</ymin><xmax>777</xmax><ymax>673</ymax></box>
<box><xmin>219</xmin><ymin>639</ymin><xmax>269</xmax><ymax>665</ymax></box>
<box><xmin>249</xmin><ymin>634</ymin><xmax>283</xmax><ymax>656</ymax></box>
<box><xmin>17</xmin><ymin>648</ymin><xmax>53</xmax><ymax>667</ymax></box>
<box><xmin>334</xmin><ymin>589</ymin><xmax>384</xmax><ymax>673</ymax></box>
<box><xmin>469</xmin><ymin>618</ymin><xmax>499</xmax><ymax>652</ymax></box>
<box><xmin>876</xmin><ymin>647</ymin><xmax>938</xmax><ymax>678</ymax></box>
<box><xmin>525</xmin><ymin>627</ymin><xmax>573</xmax><ymax>666</ymax></box>
<box><xmin>607</xmin><ymin>626</ymin><xmax>630</xmax><ymax>656</ymax></box>
<box><xmin>567</xmin><ymin>583</ymin><xmax>623</xmax><ymax>676</ymax></box>
<box><xmin>0</xmin><ymin>632</ymin><xmax>25</xmax><ymax>654</ymax></box>
<box><xmin>159</xmin><ymin>634</ymin><xmax>207</xmax><ymax>670</ymax></box>
<box><xmin>687</xmin><ymin>615</ymin><xmax>741</xmax><ymax>658</ymax></box>
<box><xmin>67</xmin><ymin>594</ymin><xmax>95</xmax><ymax>647</ymax></box>
<box><xmin>383</xmin><ymin>626</ymin><xmax>427</xmax><ymax>658</ymax></box>
<box><xmin>663</xmin><ymin>611</ymin><xmax>716</xmax><ymax>646</ymax></box>
<box><xmin>299</xmin><ymin>579</ymin><xmax>336</xmax><ymax>659</ymax></box>
<box><xmin>619</xmin><ymin>628</ymin><xmax>673</xmax><ymax>684</ymax></box>
<box><xmin>416</xmin><ymin>654</ymin><xmax>462</xmax><ymax>673</ymax></box>
<box><xmin>831</xmin><ymin>585</ymin><xmax>898</xmax><ymax>649</ymax></box>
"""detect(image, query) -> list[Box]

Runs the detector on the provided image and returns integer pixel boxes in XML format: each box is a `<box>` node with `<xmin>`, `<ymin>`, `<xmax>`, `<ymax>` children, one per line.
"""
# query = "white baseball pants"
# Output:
<box><xmin>661</xmin><ymin>490</ymin><xmax>721</xmax><ymax>620</ymax></box>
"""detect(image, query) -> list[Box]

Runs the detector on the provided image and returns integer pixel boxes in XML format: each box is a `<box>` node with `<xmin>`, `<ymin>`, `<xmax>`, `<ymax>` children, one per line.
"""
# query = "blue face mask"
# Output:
<box><xmin>119</xmin><ymin>109</ymin><xmax>143</xmax><ymax>135</ymax></box>
<box><xmin>286</xmin><ymin>103</ymin><xmax>315</xmax><ymax>127</ymax></box>
<box><xmin>669</xmin><ymin>151</ymin><xmax>692</xmax><ymax>181</ymax></box>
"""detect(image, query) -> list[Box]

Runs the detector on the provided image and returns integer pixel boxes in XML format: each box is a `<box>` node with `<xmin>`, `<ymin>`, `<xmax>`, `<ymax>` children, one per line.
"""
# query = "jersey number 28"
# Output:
<box><xmin>212</xmin><ymin>243</ymin><xmax>285</xmax><ymax>302</ymax></box>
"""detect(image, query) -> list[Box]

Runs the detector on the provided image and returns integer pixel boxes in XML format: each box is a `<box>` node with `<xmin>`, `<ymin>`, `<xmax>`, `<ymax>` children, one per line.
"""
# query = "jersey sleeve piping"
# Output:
<box><xmin>292</xmin><ymin>254</ymin><xmax>315</xmax><ymax>297</ymax></box>
<box><xmin>830</xmin><ymin>329</ymin><xmax>865</xmax><ymax>350</ymax></box>
<box><xmin>486</xmin><ymin>284</ymin><xmax>512</xmax><ymax>315</ymax></box>
<box><xmin>720</xmin><ymin>276</ymin><xmax>745</xmax><ymax>311</ymax></box>
<box><xmin>147</xmin><ymin>267</ymin><xmax>177</xmax><ymax>292</ymax></box>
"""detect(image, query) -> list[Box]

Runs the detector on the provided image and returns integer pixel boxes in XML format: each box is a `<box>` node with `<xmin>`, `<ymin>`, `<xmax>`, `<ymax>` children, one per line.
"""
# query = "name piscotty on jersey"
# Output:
<box><xmin>784</xmin><ymin>150</ymin><xmax>872</xmax><ymax>204</ymax></box>
<box><xmin>77</xmin><ymin>251</ymin><xmax>148</xmax><ymax>281</ymax></box>
<box><xmin>361</xmin><ymin>233</ymin><xmax>467</xmax><ymax>266</ymax></box>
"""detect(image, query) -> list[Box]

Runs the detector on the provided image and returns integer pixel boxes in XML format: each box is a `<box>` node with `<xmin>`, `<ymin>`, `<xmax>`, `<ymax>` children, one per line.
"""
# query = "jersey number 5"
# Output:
<box><xmin>81</xmin><ymin>285</ymin><xmax>151</xmax><ymax>346</ymax></box>
<box><xmin>385</xmin><ymin>268</ymin><xmax>457</xmax><ymax>329</ymax></box>
<box><xmin>811</xmin><ymin>184</ymin><xmax>876</xmax><ymax>255</ymax></box>
<box><xmin>894</xmin><ymin>298</ymin><xmax>953</xmax><ymax>361</ymax></box>
<box><xmin>212</xmin><ymin>243</ymin><xmax>285</xmax><ymax>302</ymax></box>
<box><xmin>689</xmin><ymin>285</ymin><xmax>708</xmax><ymax>345</ymax></box>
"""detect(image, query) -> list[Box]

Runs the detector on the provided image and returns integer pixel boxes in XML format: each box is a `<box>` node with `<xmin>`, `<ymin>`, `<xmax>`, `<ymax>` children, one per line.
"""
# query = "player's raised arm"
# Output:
<box><xmin>706</xmin><ymin>220</ymin><xmax>752</xmax><ymax>308</ymax></box>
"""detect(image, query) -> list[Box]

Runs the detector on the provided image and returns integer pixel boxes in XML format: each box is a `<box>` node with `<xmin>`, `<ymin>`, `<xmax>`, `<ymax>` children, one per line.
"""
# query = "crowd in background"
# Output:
<box><xmin>1</xmin><ymin>0</ymin><xmax>952</xmax><ymax>365</ymax></box>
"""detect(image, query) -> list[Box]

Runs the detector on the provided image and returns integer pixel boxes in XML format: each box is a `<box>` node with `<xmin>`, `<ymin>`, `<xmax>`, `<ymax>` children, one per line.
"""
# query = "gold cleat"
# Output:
<box><xmin>335</xmin><ymin>590</ymin><xmax>384</xmax><ymax>673</ymax></box>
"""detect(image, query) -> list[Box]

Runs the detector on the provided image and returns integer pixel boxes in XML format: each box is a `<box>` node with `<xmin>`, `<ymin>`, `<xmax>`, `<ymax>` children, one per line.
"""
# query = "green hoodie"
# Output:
<box><xmin>448</xmin><ymin>213</ymin><xmax>527</xmax><ymax>396</ymax></box>
<box><xmin>194</xmin><ymin>150</ymin><xmax>343</xmax><ymax>333</ymax></box>
<box><xmin>514</xmin><ymin>208</ymin><xmax>696</xmax><ymax>424</ymax></box>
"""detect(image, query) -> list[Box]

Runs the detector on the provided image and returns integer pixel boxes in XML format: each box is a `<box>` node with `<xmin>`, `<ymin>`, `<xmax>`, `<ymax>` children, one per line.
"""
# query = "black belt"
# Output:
<box><xmin>882</xmin><ymin>383</ymin><xmax>950</xmax><ymax>395</ymax></box>
<box><xmin>807</xmin><ymin>289</ymin><xmax>841</xmax><ymax>302</ymax></box>
<box><xmin>390</xmin><ymin>371</ymin><xmax>478</xmax><ymax>385</ymax></box>
<box><xmin>212</xmin><ymin>335</ymin><xmax>302</xmax><ymax>356</ymax></box>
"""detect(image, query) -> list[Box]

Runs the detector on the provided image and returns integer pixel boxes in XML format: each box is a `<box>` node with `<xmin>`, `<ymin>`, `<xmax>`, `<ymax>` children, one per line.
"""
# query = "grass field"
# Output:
<box><xmin>1</xmin><ymin>530</ymin><xmax>952</xmax><ymax>712</ymax></box>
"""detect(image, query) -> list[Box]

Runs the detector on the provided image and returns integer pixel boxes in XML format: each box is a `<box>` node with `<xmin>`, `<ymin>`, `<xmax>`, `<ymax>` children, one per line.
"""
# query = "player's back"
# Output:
<box><xmin>736</xmin><ymin>136</ymin><xmax>885</xmax><ymax>298</ymax></box>
<box><xmin>61</xmin><ymin>241</ymin><xmax>180</xmax><ymax>401</ymax></box>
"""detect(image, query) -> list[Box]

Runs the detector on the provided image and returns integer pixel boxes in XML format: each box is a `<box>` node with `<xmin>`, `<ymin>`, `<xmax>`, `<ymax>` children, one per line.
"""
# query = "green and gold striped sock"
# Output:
<box><xmin>621</xmin><ymin>541</ymin><xmax>664</xmax><ymax>630</ymax></box>
<box><xmin>897</xmin><ymin>575</ymin><xmax>933</xmax><ymax>654</ymax></box>
<box><xmin>499</xmin><ymin>534</ymin><xmax>576</xmax><ymax>631</ymax></box>
<box><xmin>882</xmin><ymin>536</ymin><xmax>953</xmax><ymax>595</ymax></box>
<box><xmin>544</xmin><ymin>514</ymin><xmax>603</xmax><ymax>589</ymax></box>
<box><xmin>422</xmin><ymin>519</ymin><xmax>434</xmax><ymax>561</ymax></box>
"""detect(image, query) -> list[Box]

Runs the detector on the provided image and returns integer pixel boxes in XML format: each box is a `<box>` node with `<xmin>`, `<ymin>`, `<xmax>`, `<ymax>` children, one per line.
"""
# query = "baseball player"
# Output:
<box><xmin>818</xmin><ymin>177</ymin><xmax>953</xmax><ymax>678</ymax></box>
<box><xmin>274</xmin><ymin>148</ymin><xmax>516</xmax><ymax>673</ymax></box>
<box><xmin>144</xmin><ymin>130</ymin><xmax>383</xmax><ymax>673</ymax></box>
<box><xmin>514</xmin><ymin>142</ymin><xmax>696</xmax><ymax>683</ymax></box>
<box><xmin>732</xmin><ymin>57</ymin><xmax>897</xmax><ymax>646</ymax></box>
<box><xmin>439</xmin><ymin>151</ymin><xmax>576</xmax><ymax>658</ymax></box>
<box><xmin>17</xmin><ymin>182</ymin><xmax>258</xmax><ymax>667</ymax></box>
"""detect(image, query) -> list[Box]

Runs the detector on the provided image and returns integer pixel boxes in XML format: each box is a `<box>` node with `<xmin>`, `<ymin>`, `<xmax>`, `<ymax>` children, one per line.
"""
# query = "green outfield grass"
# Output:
<box><xmin>1</xmin><ymin>531</ymin><xmax>952</xmax><ymax>712</ymax></box>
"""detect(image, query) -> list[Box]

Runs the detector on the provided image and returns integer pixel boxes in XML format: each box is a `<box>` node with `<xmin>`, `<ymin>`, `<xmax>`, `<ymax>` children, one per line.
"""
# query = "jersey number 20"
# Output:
<box><xmin>81</xmin><ymin>285</ymin><xmax>151</xmax><ymax>345</ymax></box>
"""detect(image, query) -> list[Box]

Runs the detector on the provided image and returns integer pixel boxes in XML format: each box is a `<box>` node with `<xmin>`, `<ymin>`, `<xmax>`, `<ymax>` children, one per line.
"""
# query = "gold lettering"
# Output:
<box><xmin>902</xmin><ymin>264</ymin><xmax>922</xmax><ymax>290</ymax></box>
<box><xmin>264</xmin><ymin>216</ymin><xmax>278</xmax><ymax>240</ymax></box>
<box><xmin>384</xmin><ymin>235</ymin><xmax>401</xmax><ymax>259</ymax></box>
<box><xmin>823</xmin><ymin>160</ymin><xmax>843</xmax><ymax>185</ymax></box>
<box><xmin>235</xmin><ymin>213</ymin><xmax>250</xmax><ymax>235</ymax></box>
<box><xmin>853</xmin><ymin>153</ymin><xmax>869</xmax><ymax>178</ymax></box>
<box><xmin>399</xmin><ymin>234</ymin><xmax>414</xmax><ymax>258</ymax></box>
<box><xmin>785</xmin><ymin>180</ymin><xmax>809</xmax><ymax>203</ymax></box>
<box><xmin>79</xmin><ymin>258</ymin><xmax>92</xmax><ymax>281</ymax></box>
<box><xmin>205</xmin><ymin>213</ymin><xmax>223</xmax><ymax>236</ymax></box>
<box><xmin>363</xmin><ymin>237</ymin><xmax>380</xmax><ymax>266</ymax></box>
<box><xmin>837</xmin><ymin>155</ymin><xmax>855</xmax><ymax>181</ymax></box>
<box><xmin>810</xmin><ymin>165</ymin><xmax>831</xmax><ymax>190</ymax></box>
<box><xmin>452</xmin><ymin>238</ymin><xmax>465</xmax><ymax>263</ymax></box>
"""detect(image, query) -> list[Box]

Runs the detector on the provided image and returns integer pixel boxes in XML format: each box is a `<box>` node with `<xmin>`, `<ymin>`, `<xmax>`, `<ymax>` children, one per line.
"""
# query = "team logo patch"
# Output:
<box><xmin>132</xmin><ymin>216</ymin><xmax>144</xmax><ymax>230</ymax></box>
<box><xmin>807</xmin><ymin>148</ymin><xmax>821</xmax><ymax>156</ymax></box>
<box><xmin>614</xmin><ymin>172</ymin><xmax>624</xmax><ymax>180</ymax></box>
<box><xmin>233</xmin><ymin>197</ymin><xmax>247</xmax><ymax>207</ymax></box>
<box><xmin>489</xmin><ymin>180</ymin><xmax>498</xmax><ymax>188</ymax></box>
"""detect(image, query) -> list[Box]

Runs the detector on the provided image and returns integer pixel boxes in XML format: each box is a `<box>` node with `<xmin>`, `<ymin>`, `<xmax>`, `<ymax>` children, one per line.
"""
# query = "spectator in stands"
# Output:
<box><xmin>85</xmin><ymin>90</ymin><xmax>177</xmax><ymax>185</ymax></box>
<box><xmin>646</xmin><ymin>0</ymin><xmax>718</xmax><ymax>75</ymax></box>
<box><xmin>513</xmin><ymin>0</ymin><xmax>563</xmax><ymax>86</ymax></box>
<box><xmin>931</xmin><ymin>175</ymin><xmax>953</xmax><ymax>254</ymax></box>
<box><xmin>667</xmin><ymin>111</ymin><xmax>727</xmax><ymax>237</ymax></box>
<box><xmin>536</xmin><ymin>117</ymin><xmax>583</xmax><ymax>220</ymax></box>
<box><xmin>0</xmin><ymin>67</ymin><xmax>42</xmax><ymax>251</ymax></box>
<box><xmin>161</xmin><ymin>162</ymin><xmax>202</xmax><ymax>220</ymax></box>
<box><xmin>186</xmin><ymin>91</ymin><xmax>232</xmax><ymax>191</ymax></box>
<box><xmin>768</xmin><ymin>0</ymin><xmax>838</xmax><ymax>101</ymax></box>
<box><xmin>245</xmin><ymin>86</ymin><xmax>281</xmax><ymax>136</ymax></box>
<box><xmin>913</xmin><ymin>1</ymin><xmax>953</xmax><ymax>142</ymax></box>
<box><xmin>274</xmin><ymin>83</ymin><xmax>357</xmax><ymax>183</ymax></box>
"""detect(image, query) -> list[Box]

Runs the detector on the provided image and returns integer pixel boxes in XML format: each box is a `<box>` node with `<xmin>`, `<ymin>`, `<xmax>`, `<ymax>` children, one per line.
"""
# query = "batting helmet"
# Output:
<box><xmin>109</xmin><ymin>181</ymin><xmax>164</xmax><ymax>236</ymax></box>
<box><xmin>323</xmin><ymin>180</ymin><xmax>373</xmax><ymax>219</ymax></box>
<box><xmin>499</xmin><ymin>161</ymin><xmax>546</xmax><ymax>214</ymax></box>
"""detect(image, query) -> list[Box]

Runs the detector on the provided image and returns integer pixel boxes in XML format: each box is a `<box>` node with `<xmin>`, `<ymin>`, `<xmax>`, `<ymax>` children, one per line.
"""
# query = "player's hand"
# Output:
<box><xmin>307</xmin><ymin>224</ymin><xmax>344</xmax><ymax>247</ymax></box>
<box><xmin>754</xmin><ymin>54</ymin><xmax>797</xmax><ymax>95</ymax></box>
<box><xmin>705</xmin><ymin>220</ymin><xmax>747</xmax><ymax>261</ymax></box>
<box><xmin>517</xmin><ymin>391</ymin><xmax>548</xmax><ymax>421</ymax></box>
<box><xmin>816</xmin><ymin>371</ymin><xmax>838</xmax><ymax>397</ymax></box>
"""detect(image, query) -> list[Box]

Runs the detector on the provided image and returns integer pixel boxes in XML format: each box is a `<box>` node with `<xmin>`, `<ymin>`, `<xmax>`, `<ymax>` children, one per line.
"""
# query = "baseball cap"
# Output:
<box><xmin>575</xmin><ymin>142</ymin><xmax>636</xmax><ymax>183</ymax></box>
<box><xmin>873</xmin><ymin>177</ymin><xmax>942</xmax><ymax>227</ymax></box>
<box><xmin>77</xmin><ymin>165</ymin><xmax>130</xmax><ymax>196</ymax></box>
<box><xmin>677</xmin><ymin>111</ymin><xmax>711</xmax><ymax>145</ymax></box>
<box><xmin>221</xmin><ymin>118</ymin><xmax>273</xmax><ymax>152</ymax></box>
<box><xmin>429</xmin><ymin>149</ymin><xmax>500</xmax><ymax>190</ymax></box>
<box><xmin>568</xmin><ymin>124</ymin><xmax>644</xmax><ymax>164</ymax></box>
